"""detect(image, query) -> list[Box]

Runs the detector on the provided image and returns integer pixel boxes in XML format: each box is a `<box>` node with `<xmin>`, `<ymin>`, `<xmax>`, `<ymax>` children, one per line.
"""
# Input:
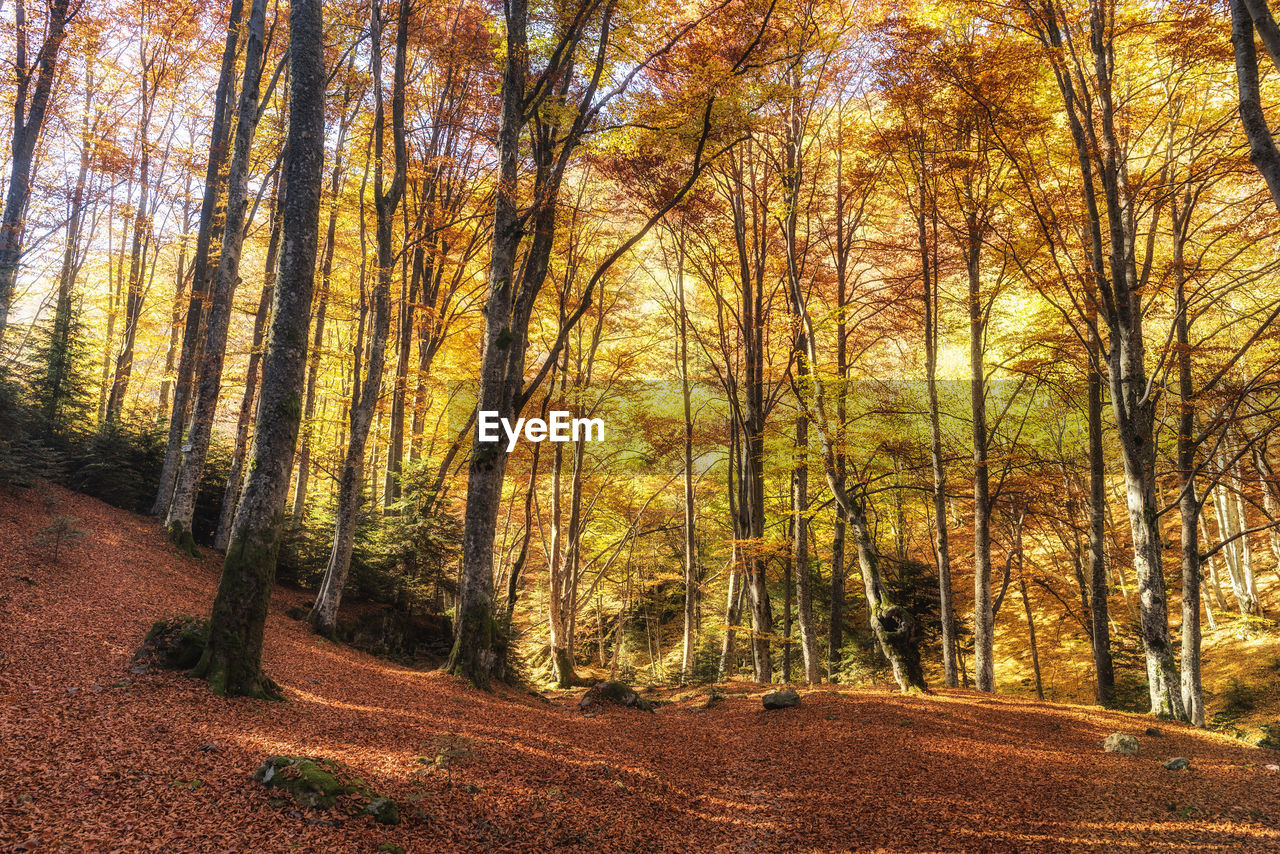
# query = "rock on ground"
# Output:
<box><xmin>763</xmin><ymin>689</ymin><xmax>801</xmax><ymax>710</ymax></box>
<box><xmin>579</xmin><ymin>681</ymin><xmax>654</xmax><ymax>713</ymax></box>
<box><xmin>1103</xmin><ymin>733</ymin><xmax>1140</xmax><ymax>755</ymax></box>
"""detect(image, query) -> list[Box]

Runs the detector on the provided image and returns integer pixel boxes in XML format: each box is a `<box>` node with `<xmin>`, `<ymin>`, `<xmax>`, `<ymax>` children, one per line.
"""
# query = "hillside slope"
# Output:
<box><xmin>0</xmin><ymin>484</ymin><xmax>1277</xmax><ymax>853</ymax></box>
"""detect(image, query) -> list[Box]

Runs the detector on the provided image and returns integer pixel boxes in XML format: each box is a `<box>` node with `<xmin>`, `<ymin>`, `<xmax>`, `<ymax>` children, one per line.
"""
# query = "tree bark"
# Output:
<box><xmin>1018</xmin><ymin>569</ymin><xmax>1043</xmax><ymax>701</ymax></box>
<box><xmin>164</xmin><ymin>0</ymin><xmax>270</xmax><ymax>550</ymax></box>
<box><xmin>921</xmin><ymin>201</ymin><xmax>956</xmax><ymax>688</ymax></box>
<box><xmin>1232</xmin><ymin>0</ymin><xmax>1280</xmax><ymax>211</ymax></box>
<box><xmin>214</xmin><ymin>179</ymin><xmax>282</xmax><ymax>551</ymax></box>
<box><xmin>677</xmin><ymin>228</ymin><xmax>698</xmax><ymax>680</ymax></box>
<box><xmin>310</xmin><ymin>0</ymin><xmax>407</xmax><ymax>637</ymax></box>
<box><xmin>1174</xmin><ymin>232</ymin><xmax>1204</xmax><ymax>725</ymax></box>
<box><xmin>152</xmin><ymin>0</ymin><xmax>246</xmax><ymax>516</ymax></box>
<box><xmin>289</xmin><ymin>107</ymin><xmax>348</xmax><ymax>522</ymax></box>
<box><xmin>0</xmin><ymin>0</ymin><xmax>72</xmax><ymax>342</ymax></box>
<box><xmin>1086</xmin><ymin>362</ymin><xmax>1116</xmax><ymax>706</ymax></box>
<box><xmin>191</xmin><ymin>0</ymin><xmax>325</xmax><ymax>698</ymax></box>
<box><xmin>966</xmin><ymin>210</ymin><xmax>995</xmax><ymax>693</ymax></box>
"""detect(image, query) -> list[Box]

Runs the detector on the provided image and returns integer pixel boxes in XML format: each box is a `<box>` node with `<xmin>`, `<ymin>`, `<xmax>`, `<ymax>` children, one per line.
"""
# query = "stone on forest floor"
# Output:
<box><xmin>1163</xmin><ymin>757</ymin><xmax>1191</xmax><ymax>770</ymax></box>
<box><xmin>579</xmin><ymin>681</ymin><xmax>654</xmax><ymax>713</ymax></box>
<box><xmin>762</xmin><ymin>689</ymin><xmax>801</xmax><ymax>710</ymax></box>
<box><xmin>362</xmin><ymin>796</ymin><xmax>400</xmax><ymax>825</ymax></box>
<box><xmin>133</xmin><ymin>615</ymin><xmax>209</xmax><ymax>671</ymax></box>
<box><xmin>1102</xmin><ymin>733</ymin><xmax>1140</xmax><ymax>755</ymax></box>
<box><xmin>254</xmin><ymin>756</ymin><xmax>350</xmax><ymax>809</ymax></box>
<box><xmin>252</xmin><ymin>755</ymin><xmax>396</xmax><ymax>823</ymax></box>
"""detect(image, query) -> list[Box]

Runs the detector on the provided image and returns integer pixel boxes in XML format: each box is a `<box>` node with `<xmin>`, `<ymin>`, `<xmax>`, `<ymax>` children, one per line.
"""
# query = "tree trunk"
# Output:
<box><xmin>106</xmin><ymin>62</ymin><xmax>159</xmax><ymax>425</ymax></box>
<box><xmin>191</xmin><ymin>0</ymin><xmax>325</xmax><ymax>698</ymax></box>
<box><xmin>792</xmin><ymin>381</ymin><xmax>819</xmax><ymax>683</ymax></box>
<box><xmin>152</xmin><ymin>0</ymin><xmax>246</xmax><ymax>516</ymax></box>
<box><xmin>966</xmin><ymin>213</ymin><xmax>995</xmax><ymax>693</ymax></box>
<box><xmin>1087</xmin><ymin>363</ymin><xmax>1116</xmax><ymax>706</ymax></box>
<box><xmin>677</xmin><ymin>230</ymin><xmax>698</xmax><ymax>679</ymax></box>
<box><xmin>719</xmin><ymin>417</ymin><xmax>742</xmax><ymax>680</ymax></box>
<box><xmin>1174</xmin><ymin>230</ymin><xmax>1204</xmax><ymax>725</ymax></box>
<box><xmin>1254</xmin><ymin>440</ymin><xmax>1280</xmax><ymax>572</ymax></box>
<box><xmin>43</xmin><ymin>71</ymin><xmax>93</xmax><ymax>427</ymax></box>
<box><xmin>0</xmin><ymin>0</ymin><xmax>71</xmax><ymax>342</ymax></box>
<box><xmin>921</xmin><ymin>203</ymin><xmax>956</xmax><ymax>688</ymax></box>
<box><xmin>1018</xmin><ymin>570</ymin><xmax>1043</xmax><ymax>701</ymax></box>
<box><xmin>214</xmin><ymin>182</ymin><xmax>282</xmax><ymax>551</ymax></box>
<box><xmin>850</xmin><ymin>508</ymin><xmax>927</xmax><ymax>693</ymax></box>
<box><xmin>164</xmin><ymin>0</ymin><xmax>269</xmax><ymax>550</ymax></box>
<box><xmin>310</xmin><ymin>0</ymin><xmax>407</xmax><ymax>637</ymax></box>
<box><xmin>290</xmin><ymin>73</ymin><xmax>352</xmax><ymax>524</ymax></box>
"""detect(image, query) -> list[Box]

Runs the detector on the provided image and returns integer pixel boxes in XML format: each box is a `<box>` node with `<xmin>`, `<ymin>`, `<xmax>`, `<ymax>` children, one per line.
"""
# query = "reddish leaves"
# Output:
<box><xmin>1</xmin><ymin>484</ymin><xmax>1278</xmax><ymax>852</ymax></box>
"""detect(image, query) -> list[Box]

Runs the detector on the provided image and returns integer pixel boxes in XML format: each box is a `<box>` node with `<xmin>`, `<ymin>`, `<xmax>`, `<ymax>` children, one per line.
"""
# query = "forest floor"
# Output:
<box><xmin>2</xmin><ymin>483</ymin><xmax>1279</xmax><ymax>853</ymax></box>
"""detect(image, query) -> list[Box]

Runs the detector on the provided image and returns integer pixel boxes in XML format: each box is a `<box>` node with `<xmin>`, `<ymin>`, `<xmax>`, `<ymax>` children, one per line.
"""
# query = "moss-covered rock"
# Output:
<box><xmin>134</xmin><ymin>615</ymin><xmax>209</xmax><ymax>670</ymax></box>
<box><xmin>253</xmin><ymin>755</ymin><xmax>401</xmax><ymax>824</ymax></box>
<box><xmin>579</xmin><ymin>681</ymin><xmax>654</xmax><ymax>713</ymax></box>
<box><xmin>253</xmin><ymin>756</ymin><xmax>352</xmax><ymax>809</ymax></box>
<box><xmin>363</xmin><ymin>796</ymin><xmax>401</xmax><ymax>825</ymax></box>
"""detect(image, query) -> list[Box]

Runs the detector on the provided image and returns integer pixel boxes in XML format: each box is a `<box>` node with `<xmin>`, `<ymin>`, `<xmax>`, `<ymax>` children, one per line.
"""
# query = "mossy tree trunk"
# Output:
<box><xmin>192</xmin><ymin>0</ymin><xmax>325</xmax><ymax>699</ymax></box>
<box><xmin>215</xmin><ymin>179</ymin><xmax>281</xmax><ymax>551</ymax></box>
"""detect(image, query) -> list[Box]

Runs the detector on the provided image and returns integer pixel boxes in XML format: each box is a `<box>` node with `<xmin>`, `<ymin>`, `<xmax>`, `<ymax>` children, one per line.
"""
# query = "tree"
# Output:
<box><xmin>311</xmin><ymin>0</ymin><xmax>409</xmax><ymax>637</ymax></box>
<box><xmin>151</xmin><ymin>0</ymin><xmax>246</xmax><ymax>517</ymax></box>
<box><xmin>163</xmin><ymin>0</ymin><xmax>272</xmax><ymax>549</ymax></box>
<box><xmin>445</xmin><ymin>0</ymin><xmax>771</xmax><ymax>688</ymax></box>
<box><xmin>0</xmin><ymin>0</ymin><xmax>73</xmax><ymax>342</ymax></box>
<box><xmin>190</xmin><ymin>0</ymin><xmax>325</xmax><ymax>698</ymax></box>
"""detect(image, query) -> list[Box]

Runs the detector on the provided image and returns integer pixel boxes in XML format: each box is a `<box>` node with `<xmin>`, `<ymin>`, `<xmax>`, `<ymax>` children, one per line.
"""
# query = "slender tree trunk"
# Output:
<box><xmin>0</xmin><ymin>0</ymin><xmax>71</xmax><ymax>342</ymax></box>
<box><xmin>44</xmin><ymin>74</ymin><xmax>93</xmax><ymax>427</ymax></box>
<box><xmin>159</xmin><ymin>177</ymin><xmax>192</xmax><ymax>424</ymax></box>
<box><xmin>191</xmin><ymin>0</ymin><xmax>325</xmax><ymax>698</ymax></box>
<box><xmin>1018</xmin><ymin>571</ymin><xmax>1043</xmax><ymax>701</ymax></box>
<box><xmin>677</xmin><ymin>231</ymin><xmax>698</xmax><ymax>679</ymax></box>
<box><xmin>921</xmin><ymin>204</ymin><xmax>956</xmax><ymax>688</ymax></box>
<box><xmin>164</xmin><ymin>0</ymin><xmax>270</xmax><ymax>550</ymax></box>
<box><xmin>214</xmin><ymin>182</ymin><xmax>282</xmax><ymax>550</ymax></box>
<box><xmin>1254</xmin><ymin>440</ymin><xmax>1280</xmax><ymax>571</ymax></box>
<box><xmin>105</xmin><ymin>81</ymin><xmax>155</xmax><ymax>424</ymax></box>
<box><xmin>966</xmin><ymin>214</ymin><xmax>995</xmax><ymax>693</ymax></box>
<box><xmin>782</xmin><ymin>540</ymin><xmax>793</xmax><ymax>684</ymax></box>
<box><xmin>152</xmin><ymin>0</ymin><xmax>246</xmax><ymax>516</ymax></box>
<box><xmin>1087</xmin><ymin>362</ymin><xmax>1116</xmax><ymax>706</ymax></box>
<box><xmin>384</xmin><ymin>219</ymin><xmax>416</xmax><ymax>506</ymax></box>
<box><xmin>719</xmin><ymin>417</ymin><xmax>742</xmax><ymax>679</ymax></box>
<box><xmin>98</xmin><ymin>198</ymin><xmax>120</xmax><ymax>424</ymax></box>
<box><xmin>1174</xmin><ymin>229</ymin><xmax>1204</xmax><ymax>725</ymax></box>
<box><xmin>310</xmin><ymin>0</ymin><xmax>407</xmax><ymax>637</ymax></box>
<box><xmin>792</xmin><ymin>378</ymin><xmax>819</xmax><ymax>683</ymax></box>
